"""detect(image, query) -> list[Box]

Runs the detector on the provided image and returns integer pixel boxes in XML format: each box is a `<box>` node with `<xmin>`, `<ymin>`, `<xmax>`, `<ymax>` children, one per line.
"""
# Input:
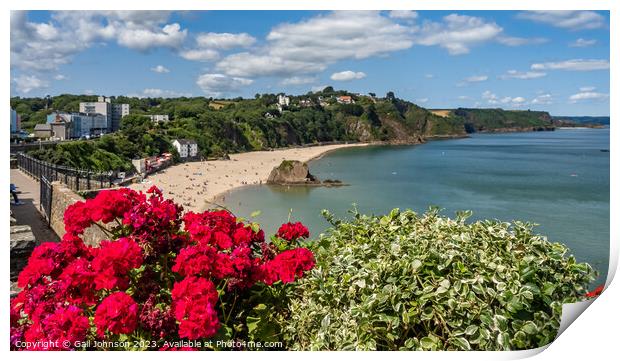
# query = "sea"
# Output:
<box><xmin>223</xmin><ymin>128</ymin><xmax>610</xmax><ymax>285</ymax></box>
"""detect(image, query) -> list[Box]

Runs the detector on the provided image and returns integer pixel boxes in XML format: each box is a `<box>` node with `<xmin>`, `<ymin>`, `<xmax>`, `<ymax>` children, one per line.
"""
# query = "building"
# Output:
<box><xmin>148</xmin><ymin>114</ymin><xmax>170</xmax><ymax>122</ymax></box>
<box><xmin>33</xmin><ymin>123</ymin><xmax>52</xmax><ymax>139</ymax></box>
<box><xmin>277</xmin><ymin>94</ymin><xmax>290</xmax><ymax>107</ymax></box>
<box><xmin>318</xmin><ymin>96</ymin><xmax>330</xmax><ymax>107</ymax></box>
<box><xmin>112</xmin><ymin>103</ymin><xmax>130</xmax><ymax>130</ymax></box>
<box><xmin>299</xmin><ymin>99</ymin><xmax>314</xmax><ymax>107</ymax></box>
<box><xmin>79</xmin><ymin>96</ymin><xmax>129</xmax><ymax>132</ymax></box>
<box><xmin>47</xmin><ymin>112</ymin><xmax>108</xmax><ymax>139</ymax></box>
<box><xmin>10</xmin><ymin>108</ymin><xmax>21</xmax><ymax>135</ymax></box>
<box><xmin>172</xmin><ymin>139</ymin><xmax>199</xmax><ymax>159</ymax></box>
<box><xmin>336</xmin><ymin>95</ymin><xmax>354</xmax><ymax>104</ymax></box>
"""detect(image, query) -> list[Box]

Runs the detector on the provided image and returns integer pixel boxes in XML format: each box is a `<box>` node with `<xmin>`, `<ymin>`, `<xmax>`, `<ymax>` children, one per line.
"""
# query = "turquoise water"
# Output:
<box><xmin>223</xmin><ymin>128</ymin><xmax>610</xmax><ymax>284</ymax></box>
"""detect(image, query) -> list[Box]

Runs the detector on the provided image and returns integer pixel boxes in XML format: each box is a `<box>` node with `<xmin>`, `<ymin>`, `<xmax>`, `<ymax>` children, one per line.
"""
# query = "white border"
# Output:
<box><xmin>2</xmin><ymin>1</ymin><xmax>616</xmax><ymax>360</ymax></box>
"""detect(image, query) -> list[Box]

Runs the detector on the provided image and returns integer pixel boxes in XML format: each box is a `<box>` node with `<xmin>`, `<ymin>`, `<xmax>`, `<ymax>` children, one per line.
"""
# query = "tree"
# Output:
<box><xmin>386</xmin><ymin>91</ymin><xmax>395</xmax><ymax>101</ymax></box>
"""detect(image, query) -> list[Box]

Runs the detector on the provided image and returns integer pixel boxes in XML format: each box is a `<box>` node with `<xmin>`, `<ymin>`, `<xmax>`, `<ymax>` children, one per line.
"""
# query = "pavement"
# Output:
<box><xmin>10</xmin><ymin>169</ymin><xmax>59</xmax><ymax>244</ymax></box>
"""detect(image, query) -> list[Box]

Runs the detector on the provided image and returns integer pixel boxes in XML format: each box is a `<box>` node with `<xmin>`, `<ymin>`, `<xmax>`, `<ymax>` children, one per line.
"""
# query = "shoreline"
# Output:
<box><xmin>129</xmin><ymin>142</ymin><xmax>370</xmax><ymax>212</ymax></box>
<box><xmin>129</xmin><ymin>127</ymin><xmax>595</xmax><ymax>212</ymax></box>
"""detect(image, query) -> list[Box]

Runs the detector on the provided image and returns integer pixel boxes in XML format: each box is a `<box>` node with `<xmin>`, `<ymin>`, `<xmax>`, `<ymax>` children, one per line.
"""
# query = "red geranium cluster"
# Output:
<box><xmin>11</xmin><ymin>186</ymin><xmax>315</xmax><ymax>350</ymax></box>
<box><xmin>276</xmin><ymin>222</ymin><xmax>310</xmax><ymax>242</ymax></box>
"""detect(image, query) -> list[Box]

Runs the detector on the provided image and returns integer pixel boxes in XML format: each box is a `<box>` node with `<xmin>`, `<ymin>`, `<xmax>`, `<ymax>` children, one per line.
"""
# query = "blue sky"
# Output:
<box><xmin>11</xmin><ymin>10</ymin><xmax>610</xmax><ymax>116</ymax></box>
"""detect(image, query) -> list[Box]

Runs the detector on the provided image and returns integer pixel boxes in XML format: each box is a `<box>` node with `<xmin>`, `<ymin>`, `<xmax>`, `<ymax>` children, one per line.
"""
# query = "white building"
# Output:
<box><xmin>172</xmin><ymin>139</ymin><xmax>199</xmax><ymax>158</ymax></box>
<box><xmin>277</xmin><ymin>94</ymin><xmax>290</xmax><ymax>107</ymax></box>
<box><xmin>79</xmin><ymin>96</ymin><xmax>129</xmax><ymax>132</ymax></box>
<box><xmin>148</xmin><ymin>114</ymin><xmax>170</xmax><ymax>122</ymax></box>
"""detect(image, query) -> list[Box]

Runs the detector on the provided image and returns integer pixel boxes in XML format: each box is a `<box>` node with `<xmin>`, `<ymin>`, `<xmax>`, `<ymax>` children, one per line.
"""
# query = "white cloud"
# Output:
<box><xmin>84</xmin><ymin>89</ymin><xmax>95</xmax><ymax>95</ymax></box>
<box><xmin>196</xmin><ymin>32</ymin><xmax>256</xmax><ymax>49</ymax></box>
<box><xmin>11</xmin><ymin>10</ymin><xmax>187</xmax><ymax>72</ymax></box>
<box><xmin>569</xmin><ymin>91</ymin><xmax>609</xmax><ymax>103</ymax></box>
<box><xmin>53</xmin><ymin>11</ymin><xmax>187</xmax><ymax>51</ymax></box>
<box><xmin>413</xmin><ymin>14</ymin><xmax>502</xmax><ymax>55</ymax></box>
<box><xmin>482</xmin><ymin>90</ymin><xmax>499</xmax><ymax>104</ymax></box>
<box><xmin>500</xmin><ymin>70</ymin><xmax>547</xmax><ymax>80</ymax></box>
<box><xmin>457</xmin><ymin>75</ymin><xmax>488</xmax><ymax>87</ymax></box>
<box><xmin>280</xmin><ymin>76</ymin><xmax>317</xmax><ymax>86</ymax></box>
<box><xmin>425</xmin><ymin>74</ymin><xmax>434</xmax><ymax>79</ymax></box>
<box><xmin>569</xmin><ymin>38</ymin><xmax>597</xmax><ymax>47</ymax></box>
<box><xmin>216</xmin><ymin>11</ymin><xmax>413</xmax><ymax>79</ymax></box>
<box><xmin>580</xmin><ymin>86</ymin><xmax>596</xmax><ymax>92</ymax></box>
<box><xmin>179</xmin><ymin>48</ymin><xmax>220</xmax><ymax>62</ymax></box>
<box><xmin>389</xmin><ymin>10</ymin><xmax>418</xmax><ymax>19</ymax></box>
<box><xmin>196</xmin><ymin>73</ymin><xmax>254</xmax><ymax>97</ymax></box>
<box><xmin>482</xmin><ymin>91</ymin><xmax>527</xmax><ymax>107</ymax></box>
<box><xmin>216</xmin><ymin>52</ymin><xmax>327</xmax><ymax>78</ymax></box>
<box><xmin>150</xmin><ymin>65</ymin><xmax>170</xmax><ymax>73</ymax></box>
<box><xmin>517</xmin><ymin>11</ymin><xmax>605</xmax><ymax>30</ymax></box>
<box><xmin>53</xmin><ymin>74</ymin><xmax>66</xmax><ymax>80</ymax></box>
<box><xmin>531</xmin><ymin>93</ymin><xmax>552</xmax><ymax>105</ymax></box>
<box><xmin>496</xmin><ymin>36</ymin><xmax>548</xmax><ymax>46</ymax></box>
<box><xmin>531</xmin><ymin>59</ymin><xmax>609</xmax><ymax>71</ymax></box>
<box><xmin>116</xmin><ymin>23</ymin><xmax>186</xmax><ymax>51</ymax></box>
<box><xmin>13</xmin><ymin>74</ymin><xmax>49</xmax><ymax>93</ymax></box>
<box><xmin>330</xmin><ymin>70</ymin><xmax>366</xmax><ymax>81</ymax></box>
<box><xmin>465</xmin><ymin>75</ymin><xmax>488</xmax><ymax>82</ymax></box>
<box><xmin>135</xmin><ymin>88</ymin><xmax>193</xmax><ymax>98</ymax></box>
<box><xmin>311</xmin><ymin>85</ymin><xmax>329</xmax><ymax>93</ymax></box>
<box><xmin>179</xmin><ymin>32</ymin><xmax>256</xmax><ymax>63</ymax></box>
<box><xmin>416</xmin><ymin>98</ymin><xmax>429</xmax><ymax>103</ymax></box>
<box><xmin>457</xmin><ymin>95</ymin><xmax>472</xmax><ymax>100</ymax></box>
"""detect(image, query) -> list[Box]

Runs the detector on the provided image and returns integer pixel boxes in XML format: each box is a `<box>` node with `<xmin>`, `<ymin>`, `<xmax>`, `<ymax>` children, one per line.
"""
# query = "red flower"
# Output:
<box><xmin>12</xmin><ymin>185</ymin><xmax>316</xmax><ymax>349</ymax></box>
<box><xmin>17</xmin><ymin>242</ymin><xmax>64</xmax><ymax>288</ymax></box>
<box><xmin>173</xmin><ymin>245</ymin><xmax>221</xmax><ymax>278</ymax></box>
<box><xmin>213</xmin><ymin>231</ymin><xmax>233</xmax><ymax>249</ymax></box>
<box><xmin>259</xmin><ymin>248</ymin><xmax>315</xmax><ymax>285</ymax></box>
<box><xmin>59</xmin><ymin>258</ymin><xmax>98</xmax><ymax>305</ymax></box>
<box><xmin>586</xmin><ymin>284</ymin><xmax>605</xmax><ymax>298</ymax></box>
<box><xmin>23</xmin><ymin>305</ymin><xmax>89</xmax><ymax>350</ymax></box>
<box><xmin>95</xmin><ymin>292</ymin><xmax>139</xmax><ymax>337</ymax></box>
<box><xmin>276</xmin><ymin>222</ymin><xmax>310</xmax><ymax>242</ymax></box>
<box><xmin>91</xmin><ymin>237</ymin><xmax>143</xmax><ymax>290</ymax></box>
<box><xmin>88</xmin><ymin>188</ymin><xmax>134</xmax><ymax>223</ymax></box>
<box><xmin>171</xmin><ymin>277</ymin><xmax>220</xmax><ymax>340</ymax></box>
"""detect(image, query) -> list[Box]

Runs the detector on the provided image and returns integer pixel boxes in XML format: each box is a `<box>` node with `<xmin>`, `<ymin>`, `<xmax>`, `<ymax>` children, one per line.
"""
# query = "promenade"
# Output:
<box><xmin>10</xmin><ymin>169</ymin><xmax>59</xmax><ymax>244</ymax></box>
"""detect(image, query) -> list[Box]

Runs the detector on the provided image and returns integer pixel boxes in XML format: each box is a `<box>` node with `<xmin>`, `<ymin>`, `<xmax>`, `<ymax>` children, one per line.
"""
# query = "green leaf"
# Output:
<box><xmin>464</xmin><ymin>325</ymin><xmax>479</xmax><ymax>336</ymax></box>
<box><xmin>522</xmin><ymin>321</ymin><xmax>538</xmax><ymax>335</ymax></box>
<box><xmin>250</xmin><ymin>210</ymin><xmax>262</xmax><ymax>218</ymax></box>
<box><xmin>420</xmin><ymin>337</ymin><xmax>436</xmax><ymax>350</ymax></box>
<box><xmin>451</xmin><ymin>337</ymin><xmax>471</xmax><ymax>350</ymax></box>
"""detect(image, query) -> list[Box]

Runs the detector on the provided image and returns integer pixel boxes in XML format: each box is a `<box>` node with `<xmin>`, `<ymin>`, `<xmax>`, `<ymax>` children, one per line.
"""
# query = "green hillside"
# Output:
<box><xmin>11</xmin><ymin>89</ymin><xmax>555</xmax><ymax>172</ymax></box>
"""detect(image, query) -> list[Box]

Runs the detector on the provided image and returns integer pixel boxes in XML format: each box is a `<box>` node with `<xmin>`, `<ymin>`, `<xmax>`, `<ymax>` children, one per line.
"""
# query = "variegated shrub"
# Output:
<box><xmin>280</xmin><ymin>208</ymin><xmax>596</xmax><ymax>350</ymax></box>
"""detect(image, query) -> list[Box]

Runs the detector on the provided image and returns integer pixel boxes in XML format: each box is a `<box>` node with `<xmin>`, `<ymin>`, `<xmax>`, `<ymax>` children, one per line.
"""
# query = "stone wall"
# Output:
<box><xmin>50</xmin><ymin>181</ymin><xmax>109</xmax><ymax>246</ymax></box>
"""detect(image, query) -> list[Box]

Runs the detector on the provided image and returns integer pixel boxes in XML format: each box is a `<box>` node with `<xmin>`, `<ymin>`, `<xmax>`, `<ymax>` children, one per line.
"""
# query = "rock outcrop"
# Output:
<box><xmin>267</xmin><ymin>160</ymin><xmax>319</xmax><ymax>185</ymax></box>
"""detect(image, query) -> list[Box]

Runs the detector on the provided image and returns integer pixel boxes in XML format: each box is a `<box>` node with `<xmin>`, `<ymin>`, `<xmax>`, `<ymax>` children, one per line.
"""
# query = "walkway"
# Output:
<box><xmin>10</xmin><ymin>169</ymin><xmax>59</xmax><ymax>244</ymax></box>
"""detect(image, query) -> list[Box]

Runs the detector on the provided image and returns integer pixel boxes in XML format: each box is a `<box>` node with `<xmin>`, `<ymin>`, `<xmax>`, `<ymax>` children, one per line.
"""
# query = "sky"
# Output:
<box><xmin>10</xmin><ymin>10</ymin><xmax>610</xmax><ymax>116</ymax></box>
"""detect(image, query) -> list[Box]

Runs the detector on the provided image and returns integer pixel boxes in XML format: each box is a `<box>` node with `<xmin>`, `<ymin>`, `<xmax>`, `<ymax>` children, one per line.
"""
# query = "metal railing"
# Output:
<box><xmin>17</xmin><ymin>152</ymin><xmax>114</xmax><ymax>191</ymax></box>
<box><xmin>40</xmin><ymin>176</ymin><xmax>52</xmax><ymax>225</ymax></box>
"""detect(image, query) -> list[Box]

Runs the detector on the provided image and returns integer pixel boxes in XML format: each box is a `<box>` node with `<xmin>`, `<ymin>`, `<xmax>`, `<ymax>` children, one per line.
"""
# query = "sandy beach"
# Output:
<box><xmin>129</xmin><ymin>143</ymin><xmax>368</xmax><ymax>212</ymax></box>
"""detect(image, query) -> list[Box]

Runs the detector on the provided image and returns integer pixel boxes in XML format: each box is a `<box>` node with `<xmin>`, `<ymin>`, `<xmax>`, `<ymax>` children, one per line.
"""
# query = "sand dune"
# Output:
<box><xmin>129</xmin><ymin>143</ymin><xmax>368</xmax><ymax>212</ymax></box>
